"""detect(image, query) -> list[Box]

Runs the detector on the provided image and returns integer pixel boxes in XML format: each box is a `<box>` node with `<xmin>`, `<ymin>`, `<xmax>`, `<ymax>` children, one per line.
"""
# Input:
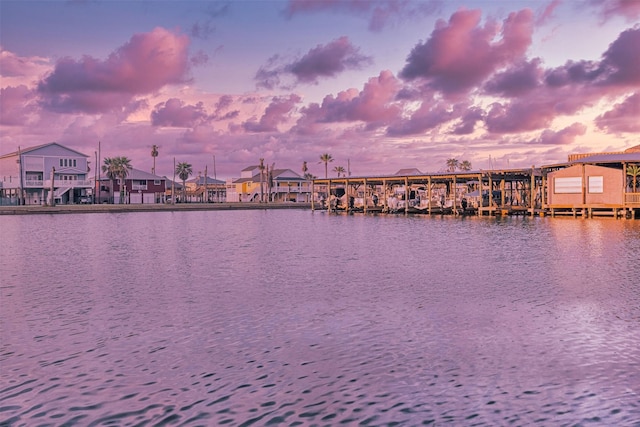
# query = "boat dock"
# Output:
<box><xmin>312</xmin><ymin>165</ymin><xmax>640</xmax><ymax>219</ymax></box>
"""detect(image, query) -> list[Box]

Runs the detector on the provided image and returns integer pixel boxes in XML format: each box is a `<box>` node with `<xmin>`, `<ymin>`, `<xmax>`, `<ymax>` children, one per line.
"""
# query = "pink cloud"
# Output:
<box><xmin>595</xmin><ymin>92</ymin><xmax>640</xmax><ymax>132</ymax></box>
<box><xmin>243</xmin><ymin>94</ymin><xmax>301</xmax><ymax>132</ymax></box>
<box><xmin>37</xmin><ymin>27</ymin><xmax>191</xmax><ymax>113</ymax></box>
<box><xmin>255</xmin><ymin>37</ymin><xmax>372</xmax><ymax>89</ymax></box>
<box><xmin>536</xmin><ymin>0</ymin><xmax>562</xmax><ymax>26</ymax></box>
<box><xmin>0</xmin><ymin>49</ymin><xmax>50</xmax><ymax>78</ymax></box>
<box><xmin>591</xmin><ymin>0</ymin><xmax>640</xmax><ymax>21</ymax></box>
<box><xmin>151</xmin><ymin>98</ymin><xmax>209</xmax><ymax>127</ymax></box>
<box><xmin>324</xmin><ymin>71</ymin><xmax>400</xmax><ymax>123</ymax></box>
<box><xmin>529</xmin><ymin>122</ymin><xmax>587</xmax><ymax>145</ymax></box>
<box><xmin>293</xmin><ymin>70</ymin><xmax>401</xmax><ymax>133</ymax></box>
<box><xmin>0</xmin><ymin>85</ymin><xmax>36</xmax><ymax>125</ymax></box>
<box><xmin>386</xmin><ymin>99</ymin><xmax>457</xmax><ymax>136</ymax></box>
<box><xmin>399</xmin><ymin>8</ymin><xmax>534</xmax><ymax>94</ymax></box>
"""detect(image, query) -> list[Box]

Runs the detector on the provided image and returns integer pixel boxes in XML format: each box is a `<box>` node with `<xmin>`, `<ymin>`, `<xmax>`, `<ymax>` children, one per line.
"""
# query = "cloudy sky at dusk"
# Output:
<box><xmin>1</xmin><ymin>0</ymin><xmax>639</xmax><ymax>179</ymax></box>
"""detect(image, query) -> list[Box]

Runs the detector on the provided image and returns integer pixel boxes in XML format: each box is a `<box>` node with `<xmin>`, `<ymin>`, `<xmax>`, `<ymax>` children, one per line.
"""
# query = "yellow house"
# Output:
<box><xmin>228</xmin><ymin>165</ymin><xmax>311</xmax><ymax>202</ymax></box>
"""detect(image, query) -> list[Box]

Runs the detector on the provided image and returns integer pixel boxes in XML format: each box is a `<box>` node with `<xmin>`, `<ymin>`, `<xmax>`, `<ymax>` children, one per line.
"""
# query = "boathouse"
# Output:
<box><xmin>544</xmin><ymin>150</ymin><xmax>640</xmax><ymax>218</ymax></box>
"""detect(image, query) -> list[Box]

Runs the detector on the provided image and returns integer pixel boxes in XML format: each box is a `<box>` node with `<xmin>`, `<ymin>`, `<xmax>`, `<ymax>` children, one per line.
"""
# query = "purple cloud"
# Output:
<box><xmin>151</xmin><ymin>98</ymin><xmax>209</xmax><ymax>127</ymax></box>
<box><xmin>37</xmin><ymin>27</ymin><xmax>191</xmax><ymax>113</ymax></box>
<box><xmin>243</xmin><ymin>94</ymin><xmax>301</xmax><ymax>132</ymax></box>
<box><xmin>484</xmin><ymin>59</ymin><xmax>543</xmax><ymax>97</ymax></box>
<box><xmin>595</xmin><ymin>92</ymin><xmax>640</xmax><ymax>132</ymax></box>
<box><xmin>529</xmin><ymin>122</ymin><xmax>587</xmax><ymax>145</ymax></box>
<box><xmin>399</xmin><ymin>8</ymin><xmax>534</xmax><ymax>94</ymax></box>
<box><xmin>255</xmin><ymin>37</ymin><xmax>372</xmax><ymax>88</ymax></box>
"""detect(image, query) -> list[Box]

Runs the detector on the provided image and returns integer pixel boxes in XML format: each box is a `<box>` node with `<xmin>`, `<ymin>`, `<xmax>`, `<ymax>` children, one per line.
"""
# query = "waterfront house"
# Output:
<box><xmin>544</xmin><ymin>148</ymin><xmax>640</xmax><ymax>217</ymax></box>
<box><xmin>0</xmin><ymin>142</ymin><xmax>91</xmax><ymax>205</ymax></box>
<box><xmin>227</xmin><ymin>166</ymin><xmax>311</xmax><ymax>202</ymax></box>
<box><xmin>98</xmin><ymin>168</ymin><xmax>166</xmax><ymax>204</ymax></box>
<box><xmin>183</xmin><ymin>175</ymin><xmax>226</xmax><ymax>203</ymax></box>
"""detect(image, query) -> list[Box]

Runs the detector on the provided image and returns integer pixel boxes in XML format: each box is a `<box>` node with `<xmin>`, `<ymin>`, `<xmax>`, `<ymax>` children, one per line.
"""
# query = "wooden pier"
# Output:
<box><xmin>312</xmin><ymin>165</ymin><xmax>640</xmax><ymax>219</ymax></box>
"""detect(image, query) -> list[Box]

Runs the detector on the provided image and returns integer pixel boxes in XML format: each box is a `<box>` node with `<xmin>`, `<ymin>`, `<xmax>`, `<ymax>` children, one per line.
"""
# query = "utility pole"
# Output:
<box><xmin>18</xmin><ymin>146</ymin><xmax>24</xmax><ymax>205</ymax></box>
<box><xmin>97</xmin><ymin>140</ymin><xmax>101</xmax><ymax>203</ymax></box>
<box><xmin>50</xmin><ymin>167</ymin><xmax>56</xmax><ymax>207</ymax></box>
<box><xmin>259</xmin><ymin>158</ymin><xmax>264</xmax><ymax>203</ymax></box>
<box><xmin>204</xmin><ymin>165</ymin><xmax>208</xmax><ymax>202</ymax></box>
<box><xmin>94</xmin><ymin>151</ymin><xmax>98</xmax><ymax>204</ymax></box>
<box><xmin>172</xmin><ymin>157</ymin><xmax>176</xmax><ymax>204</ymax></box>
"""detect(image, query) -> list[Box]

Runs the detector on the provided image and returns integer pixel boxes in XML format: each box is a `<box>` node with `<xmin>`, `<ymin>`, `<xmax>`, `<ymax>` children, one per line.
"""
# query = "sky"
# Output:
<box><xmin>1</xmin><ymin>0</ymin><xmax>639</xmax><ymax>179</ymax></box>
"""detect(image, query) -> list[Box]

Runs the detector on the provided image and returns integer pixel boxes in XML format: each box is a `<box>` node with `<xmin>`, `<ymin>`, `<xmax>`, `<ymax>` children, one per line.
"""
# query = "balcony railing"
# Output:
<box><xmin>36</xmin><ymin>179</ymin><xmax>92</xmax><ymax>188</ymax></box>
<box><xmin>131</xmin><ymin>184</ymin><xmax>148</xmax><ymax>190</ymax></box>
<box><xmin>625</xmin><ymin>192</ymin><xmax>640</xmax><ymax>205</ymax></box>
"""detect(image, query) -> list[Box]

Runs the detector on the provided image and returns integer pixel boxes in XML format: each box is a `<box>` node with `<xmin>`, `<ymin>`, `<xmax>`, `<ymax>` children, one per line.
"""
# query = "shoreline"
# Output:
<box><xmin>0</xmin><ymin>202</ymin><xmax>312</xmax><ymax>215</ymax></box>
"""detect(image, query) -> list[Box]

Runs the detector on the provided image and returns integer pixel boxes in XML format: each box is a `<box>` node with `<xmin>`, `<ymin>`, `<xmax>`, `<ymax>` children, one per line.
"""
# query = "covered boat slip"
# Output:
<box><xmin>312</xmin><ymin>168</ymin><xmax>545</xmax><ymax>217</ymax></box>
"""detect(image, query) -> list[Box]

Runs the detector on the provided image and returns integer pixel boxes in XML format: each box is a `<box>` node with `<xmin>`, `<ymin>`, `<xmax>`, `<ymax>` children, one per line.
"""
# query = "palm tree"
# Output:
<box><xmin>302</xmin><ymin>161</ymin><xmax>308</xmax><ymax>176</ymax></box>
<box><xmin>627</xmin><ymin>164</ymin><xmax>640</xmax><ymax>192</ymax></box>
<box><xmin>446</xmin><ymin>158</ymin><xmax>459</xmax><ymax>172</ymax></box>
<box><xmin>151</xmin><ymin>145</ymin><xmax>159</xmax><ymax>175</ymax></box>
<box><xmin>319</xmin><ymin>153</ymin><xmax>333</xmax><ymax>178</ymax></box>
<box><xmin>459</xmin><ymin>160</ymin><xmax>472</xmax><ymax>171</ymax></box>
<box><xmin>102</xmin><ymin>156</ymin><xmax>132</xmax><ymax>204</ymax></box>
<box><xmin>175</xmin><ymin>162</ymin><xmax>193</xmax><ymax>202</ymax></box>
<box><xmin>333</xmin><ymin>166</ymin><xmax>346</xmax><ymax>177</ymax></box>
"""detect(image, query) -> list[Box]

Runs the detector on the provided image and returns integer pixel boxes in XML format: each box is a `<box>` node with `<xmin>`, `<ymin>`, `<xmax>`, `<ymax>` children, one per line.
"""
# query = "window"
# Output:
<box><xmin>154</xmin><ymin>180</ymin><xmax>161</xmax><ymax>185</ymax></box>
<box><xmin>554</xmin><ymin>177</ymin><xmax>582</xmax><ymax>194</ymax></box>
<box><xmin>60</xmin><ymin>159</ymin><xmax>63</xmax><ymax>167</ymax></box>
<box><xmin>64</xmin><ymin>159</ymin><xmax>68</xmax><ymax>167</ymax></box>
<box><xmin>73</xmin><ymin>159</ymin><xmax>77</xmax><ymax>167</ymax></box>
<box><xmin>588</xmin><ymin>176</ymin><xmax>603</xmax><ymax>193</ymax></box>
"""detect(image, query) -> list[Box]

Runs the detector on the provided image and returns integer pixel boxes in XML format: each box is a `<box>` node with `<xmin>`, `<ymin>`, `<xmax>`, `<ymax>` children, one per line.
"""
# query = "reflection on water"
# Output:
<box><xmin>1</xmin><ymin>211</ymin><xmax>639</xmax><ymax>425</ymax></box>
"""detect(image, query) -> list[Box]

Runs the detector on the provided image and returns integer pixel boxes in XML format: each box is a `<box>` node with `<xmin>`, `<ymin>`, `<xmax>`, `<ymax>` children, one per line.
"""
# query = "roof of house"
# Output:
<box><xmin>163</xmin><ymin>177</ymin><xmax>183</xmax><ymax>189</ymax></box>
<box><xmin>0</xmin><ymin>142</ymin><xmax>89</xmax><ymax>159</ymax></box>
<box><xmin>395</xmin><ymin>168</ymin><xmax>424</xmax><ymax>175</ymax></box>
<box><xmin>570</xmin><ymin>152</ymin><xmax>640</xmax><ymax>164</ymax></box>
<box><xmin>99</xmin><ymin>168</ymin><xmax>165</xmax><ymax>181</ymax></box>
<box><xmin>187</xmin><ymin>176</ymin><xmax>225</xmax><ymax>185</ymax></box>
<box><xmin>625</xmin><ymin>144</ymin><xmax>640</xmax><ymax>153</ymax></box>
<box><xmin>127</xmin><ymin>168</ymin><xmax>166</xmax><ymax>180</ymax></box>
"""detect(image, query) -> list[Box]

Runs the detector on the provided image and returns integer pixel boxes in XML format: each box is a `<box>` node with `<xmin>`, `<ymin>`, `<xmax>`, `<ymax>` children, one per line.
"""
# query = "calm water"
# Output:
<box><xmin>1</xmin><ymin>210</ymin><xmax>639</xmax><ymax>426</ymax></box>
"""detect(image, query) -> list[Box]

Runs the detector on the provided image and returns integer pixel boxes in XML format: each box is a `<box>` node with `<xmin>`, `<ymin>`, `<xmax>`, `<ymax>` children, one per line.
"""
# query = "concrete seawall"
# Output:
<box><xmin>0</xmin><ymin>202</ymin><xmax>312</xmax><ymax>215</ymax></box>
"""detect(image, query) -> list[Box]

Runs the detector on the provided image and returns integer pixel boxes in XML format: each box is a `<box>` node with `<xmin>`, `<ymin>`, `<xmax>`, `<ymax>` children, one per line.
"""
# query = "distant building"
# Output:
<box><xmin>184</xmin><ymin>175</ymin><xmax>226</xmax><ymax>203</ymax></box>
<box><xmin>227</xmin><ymin>165</ymin><xmax>311</xmax><ymax>202</ymax></box>
<box><xmin>98</xmin><ymin>168</ymin><xmax>166</xmax><ymax>204</ymax></box>
<box><xmin>0</xmin><ymin>142</ymin><xmax>91</xmax><ymax>205</ymax></box>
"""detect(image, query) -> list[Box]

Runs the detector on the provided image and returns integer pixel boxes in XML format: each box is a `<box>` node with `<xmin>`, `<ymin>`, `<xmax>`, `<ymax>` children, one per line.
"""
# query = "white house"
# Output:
<box><xmin>0</xmin><ymin>142</ymin><xmax>91</xmax><ymax>205</ymax></box>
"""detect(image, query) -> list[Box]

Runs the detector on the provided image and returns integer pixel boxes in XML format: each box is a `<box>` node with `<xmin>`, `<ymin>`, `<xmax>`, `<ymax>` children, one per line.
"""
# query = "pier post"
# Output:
<box><xmin>428</xmin><ymin>177</ymin><xmax>432</xmax><ymax>215</ymax></box>
<box><xmin>477</xmin><ymin>173</ymin><xmax>482</xmax><ymax>216</ymax></box>
<box><xmin>488</xmin><ymin>175</ymin><xmax>494</xmax><ymax>216</ymax></box>
<box><xmin>363</xmin><ymin>179</ymin><xmax>368</xmax><ymax>214</ymax></box>
<box><xmin>530</xmin><ymin>165</ymin><xmax>535</xmax><ymax>216</ymax></box>
<box><xmin>404</xmin><ymin>177</ymin><xmax>409</xmax><ymax>215</ymax></box>
<box><xmin>452</xmin><ymin>175</ymin><xmax>457</xmax><ymax>215</ymax></box>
